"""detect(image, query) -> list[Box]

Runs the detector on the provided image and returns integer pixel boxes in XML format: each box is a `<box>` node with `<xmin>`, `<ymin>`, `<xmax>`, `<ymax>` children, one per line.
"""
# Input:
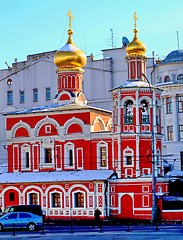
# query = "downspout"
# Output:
<box><xmin>104</xmin><ymin>179</ymin><xmax>109</xmax><ymax>218</ymax></box>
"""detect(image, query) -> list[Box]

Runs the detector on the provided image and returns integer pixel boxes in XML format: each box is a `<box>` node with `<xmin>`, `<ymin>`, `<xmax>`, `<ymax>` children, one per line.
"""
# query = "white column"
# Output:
<box><xmin>136</xmin><ymin>90</ymin><xmax>140</xmax><ymax>133</ymax></box>
<box><xmin>172</xmin><ymin>94</ymin><xmax>179</xmax><ymax>141</ymax></box>
<box><xmin>117</xmin><ymin>90</ymin><xmax>121</xmax><ymax>132</ymax></box>
<box><xmin>136</xmin><ymin>135</ymin><xmax>140</xmax><ymax>177</ymax></box>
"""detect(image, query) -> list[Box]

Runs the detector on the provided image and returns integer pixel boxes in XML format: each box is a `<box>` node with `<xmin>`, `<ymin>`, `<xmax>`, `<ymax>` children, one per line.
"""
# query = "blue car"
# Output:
<box><xmin>0</xmin><ymin>212</ymin><xmax>43</xmax><ymax>231</ymax></box>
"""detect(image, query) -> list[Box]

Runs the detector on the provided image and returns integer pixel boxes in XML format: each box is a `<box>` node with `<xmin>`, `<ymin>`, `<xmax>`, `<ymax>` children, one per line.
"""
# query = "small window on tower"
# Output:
<box><xmin>124</xmin><ymin>100</ymin><xmax>133</xmax><ymax>124</ymax></box>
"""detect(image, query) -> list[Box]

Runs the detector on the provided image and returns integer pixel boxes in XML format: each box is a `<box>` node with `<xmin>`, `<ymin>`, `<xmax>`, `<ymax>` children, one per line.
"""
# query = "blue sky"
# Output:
<box><xmin>0</xmin><ymin>0</ymin><xmax>183</xmax><ymax>68</ymax></box>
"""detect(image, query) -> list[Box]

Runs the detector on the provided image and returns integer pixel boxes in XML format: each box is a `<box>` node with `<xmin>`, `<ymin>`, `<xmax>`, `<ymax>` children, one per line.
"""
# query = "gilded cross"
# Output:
<box><xmin>133</xmin><ymin>12</ymin><xmax>138</xmax><ymax>29</ymax></box>
<box><xmin>67</xmin><ymin>10</ymin><xmax>74</xmax><ymax>30</ymax></box>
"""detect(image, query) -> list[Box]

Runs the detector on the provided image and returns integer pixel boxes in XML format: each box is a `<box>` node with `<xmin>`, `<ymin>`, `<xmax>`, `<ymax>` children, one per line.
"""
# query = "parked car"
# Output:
<box><xmin>3</xmin><ymin>205</ymin><xmax>44</xmax><ymax>217</ymax></box>
<box><xmin>0</xmin><ymin>212</ymin><xmax>43</xmax><ymax>231</ymax></box>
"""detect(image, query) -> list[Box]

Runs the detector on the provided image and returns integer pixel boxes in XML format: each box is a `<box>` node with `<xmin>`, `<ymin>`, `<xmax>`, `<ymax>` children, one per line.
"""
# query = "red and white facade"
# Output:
<box><xmin>0</xmin><ymin>14</ymin><xmax>182</xmax><ymax>222</ymax></box>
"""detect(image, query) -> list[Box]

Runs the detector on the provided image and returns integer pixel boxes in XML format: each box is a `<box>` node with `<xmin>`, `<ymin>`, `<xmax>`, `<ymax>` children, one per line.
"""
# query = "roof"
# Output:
<box><xmin>5</xmin><ymin>103</ymin><xmax>111</xmax><ymax>116</ymax></box>
<box><xmin>0</xmin><ymin>170</ymin><xmax>114</xmax><ymax>183</ymax></box>
<box><xmin>165</xmin><ymin>170</ymin><xmax>183</xmax><ymax>178</ymax></box>
<box><xmin>163</xmin><ymin>50</ymin><xmax>183</xmax><ymax>63</ymax></box>
<box><xmin>110</xmin><ymin>79</ymin><xmax>154</xmax><ymax>91</ymax></box>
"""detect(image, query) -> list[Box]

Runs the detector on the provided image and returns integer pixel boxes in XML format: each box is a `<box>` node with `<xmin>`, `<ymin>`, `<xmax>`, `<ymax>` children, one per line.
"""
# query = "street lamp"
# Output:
<box><xmin>142</xmin><ymin>73</ymin><xmax>156</xmax><ymax>223</ymax></box>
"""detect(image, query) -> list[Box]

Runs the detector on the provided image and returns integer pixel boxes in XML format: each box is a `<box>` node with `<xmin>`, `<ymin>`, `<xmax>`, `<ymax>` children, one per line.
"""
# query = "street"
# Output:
<box><xmin>0</xmin><ymin>222</ymin><xmax>182</xmax><ymax>239</ymax></box>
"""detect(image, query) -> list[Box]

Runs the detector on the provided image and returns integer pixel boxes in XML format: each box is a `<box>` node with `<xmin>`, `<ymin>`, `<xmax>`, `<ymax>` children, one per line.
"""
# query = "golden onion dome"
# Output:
<box><xmin>54</xmin><ymin>11</ymin><xmax>87</xmax><ymax>70</ymax></box>
<box><xmin>126</xmin><ymin>12</ymin><xmax>146</xmax><ymax>56</ymax></box>
<box><xmin>126</xmin><ymin>29</ymin><xmax>146</xmax><ymax>55</ymax></box>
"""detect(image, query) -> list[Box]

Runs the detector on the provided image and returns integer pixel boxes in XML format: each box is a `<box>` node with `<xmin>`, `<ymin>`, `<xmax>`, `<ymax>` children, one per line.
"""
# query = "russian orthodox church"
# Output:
<box><xmin>0</xmin><ymin>11</ymin><xmax>182</xmax><ymax>222</ymax></box>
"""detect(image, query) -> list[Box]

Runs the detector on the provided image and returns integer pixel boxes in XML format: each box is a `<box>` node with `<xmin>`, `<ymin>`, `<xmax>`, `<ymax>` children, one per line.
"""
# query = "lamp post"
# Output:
<box><xmin>142</xmin><ymin>73</ymin><xmax>156</xmax><ymax>223</ymax></box>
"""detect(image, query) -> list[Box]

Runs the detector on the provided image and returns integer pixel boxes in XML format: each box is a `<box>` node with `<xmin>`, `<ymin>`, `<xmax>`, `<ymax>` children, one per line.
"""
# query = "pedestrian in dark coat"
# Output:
<box><xmin>93</xmin><ymin>208</ymin><xmax>101</xmax><ymax>228</ymax></box>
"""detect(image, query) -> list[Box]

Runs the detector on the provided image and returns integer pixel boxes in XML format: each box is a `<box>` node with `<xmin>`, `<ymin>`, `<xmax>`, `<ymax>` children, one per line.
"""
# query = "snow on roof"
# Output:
<box><xmin>5</xmin><ymin>103</ymin><xmax>111</xmax><ymax>116</ymax></box>
<box><xmin>0</xmin><ymin>170</ymin><xmax>114</xmax><ymax>183</ymax></box>
<box><xmin>165</xmin><ymin>170</ymin><xmax>183</xmax><ymax>178</ymax></box>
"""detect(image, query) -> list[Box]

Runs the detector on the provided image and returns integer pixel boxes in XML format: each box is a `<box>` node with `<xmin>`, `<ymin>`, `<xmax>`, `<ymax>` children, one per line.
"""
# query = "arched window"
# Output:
<box><xmin>74</xmin><ymin>192</ymin><xmax>84</xmax><ymax>208</ymax></box>
<box><xmin>51</xmin><ymin>192</ymin><xmax>61</xmax><ymax>208</ymax></box>
<box><xmin>177</xmin><ymin>74</ymin><xmax>183</xmax><ymax>84</ymax></box>
<box><xmin>141</xmin><ymin>99</ymin><xmax>149</xmax><ymax>124</ymax></box>
<box><xmin>69</xmin><ymin>149</ymin><xmax>73</xmax><ymax>166</ymax></box>
<box><xmin>64</xmin><ymin>143</ymin><xmax>75</xmax><ymax>169</ymax></box>
<box><xmin>29</xmin><ymin>193</ymin><xmax>38</xmax><ymax>205</ymax></box>
<box><xmin>164</xmin><ymin>75</ymin><xmax>170</xmax><ymax>82</ymax></box>
<box><xmin>156</xmin><ymin>150</ymin><xmax>161</xmax><ymax>165</ymax></box>
<box><xmin>97</xmin><ymin>141</ymin><xmax>108</xmax><ymax>169</ymax></box>
<box><xmin>21</xmin><ymin>145</ymin><xmax>30</xmax><ymax>170</ymax></box>
<box><xmin>123</xmin><ymin>147</ymin><xmax>134</xmax><ymax>167</ymax></box>
<box><xmin>124</xmin><ymin>100</ymin><xmax>133</xmax><ymax>124</ymax></box>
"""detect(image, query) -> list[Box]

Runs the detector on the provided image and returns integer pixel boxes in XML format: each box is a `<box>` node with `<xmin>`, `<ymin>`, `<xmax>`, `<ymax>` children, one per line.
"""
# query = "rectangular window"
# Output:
<box><xmin>33</xmin><ymin>88</ymin><xmax>38</xmax><ymax>102</ymax></box>
<box><xmin>7</xmin><ymin>91</ymin><xmax>13</xmax><ymax>105</ymax></box>
<box><xmin>100</xmin><ymin>147</ymin><xmax>107</xmax><ymax>167</ymax></box>
<box><xmin>46</xmin><ymin>87</ymin><xmax>51</xmax><ymax>100</ymax></box>
<box><xmin>167</xmin><ymin>126</ymin><xmax>173</xmax><ymax>141</ymax></box>
<box><xmin>20</xmin><ymin>90</ymin><xmax>25</xmax><ymax>103</ymax></box>
<box><xmin>126</xmin><ymin>156</ymin><xmax>132</xmax><ymax>165</ymax></box>
<box><xmin>179</xmin><ymin>125</ymin><xmax>183</xmax><ymax>141</ymax></box>
<box><xmin>166</xmin><ymin>97</ymin><xmax>172</xmax><ymax>114</ymax></box>
<box><xmin>143</xmin><ymin>195</ymin><xmax>149</xmax><ymax>207</ymax></box>
<box><xmin>51</xmin><ymin>193</ymin><xmax>61</xmax><ymax>207</ymax></box>
<box><xmin>45</xmin><ymin>148</ymin><xmax>52</xmax><ymax>163</ymax></box>
<box><xmin>124</xmin><ymin>115</ymin><xmax>133</xmax><ymax>124</ymax></box>
<box><xmin>142</xmin><ymin>115</ymin><xmax>150</xmax><ymax>124</ymax></box>
<box><xmin>9</xmin><ymin>192</ymin><xmax>15</xmax><ymax>201</ymax></box>
<box><xmin>45</xmin><ymin>125</ymin><xmax>51</xmax><ymax>133</ymax></box>
<box><xmin>75</xmin><ymin>192</ymin><xmax>84</xmax><ymax>208</ymax></box>
<box><xmin>178</xmin><ymin>96</ymin><xmax>183</xmax><ymax>113</ymax></box>
<box><xmin>29</xmin><ymin>193</ymin><xmax>38</xmax><ymax>205</ymax></box>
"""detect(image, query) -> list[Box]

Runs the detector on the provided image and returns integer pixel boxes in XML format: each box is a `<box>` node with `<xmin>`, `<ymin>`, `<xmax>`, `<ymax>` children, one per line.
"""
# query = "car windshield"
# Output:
<box><xmin>3</xmin><ymin>207</ymin><xmax>10</xmax><ymax>213</ymax></box>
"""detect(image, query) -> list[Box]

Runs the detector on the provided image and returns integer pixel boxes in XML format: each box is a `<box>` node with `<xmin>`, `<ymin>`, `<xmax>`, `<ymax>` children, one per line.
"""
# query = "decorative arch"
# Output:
<box><xmin>121</xmin><ymin>96</ymin><xmax>135</xmax><ymax>106</ymax></box>
<box><xmin>47</xmin><ymin>186</ymin><xmax>65</xmax><ymax>209</ymax></box>
<box><xmin>11</xmin><ymin>121</ymin><xmax>31</xmax><ymax>138</ymax></box>
<box><xmin>164</xmin><ymin>75</ymin><xmax>170</xmax><ymax>82</ymax></box>
<box><xmin>106</xmin><ymin>118</ymin><xmax>112</xmax><ymax>131</ymax></box>
<box><xmin>177</xmin><ymin>74</ymin><xmax>183</xmax><ymax>83</ymax></box>
<box><xmin>57</xmin><ymin>90</ymin><xmax>71</xmax><ymax>102</ymax></box>
<box><xmin>120</xmin><ymin>194</ymin><xmax>134</xmax><ymax>217</ymax></box>
<box><xmin>34</xmin><ymin>116</ymin><xmax>59</xmax><ymax>137</ymax></box>
<box><xmin>123</xmin><ymin>146</ymin><xmax>134</xmax><ymax>167</ymax></box>
<box><xmin>68</xmin><ymin>184</ymin><xmax>89</xmax><ymax>209</ymax></box>
<box><xmin>77</xmin><ymin>92</ymin><xmax>87</xmax><ymax>105</ymax></box>
<box><xmin>67</xmin><ymin>123</ymin><xmax>82</xmax><ymax>134</ymax></box>
<box><xmin>64</xmin><ymin>117</ymin><xmax>84</xmax><ymax>135</ymax></box>
<box><xmin>2</xmin><ymin>186</ymin><xmax>21</xmax><ymax>208</ymax></box>
<box><xmin>93</xmin><ymin>116</ymin><xmax>105</xmax><ymax>132</ymax></box>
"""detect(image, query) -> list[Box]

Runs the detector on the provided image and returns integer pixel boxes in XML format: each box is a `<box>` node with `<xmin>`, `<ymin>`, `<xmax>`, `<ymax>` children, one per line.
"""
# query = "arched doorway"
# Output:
<box><xmin>120</xmin><ymin>194</ymin><xmax>133</xmax><ymax>218</ymax></box>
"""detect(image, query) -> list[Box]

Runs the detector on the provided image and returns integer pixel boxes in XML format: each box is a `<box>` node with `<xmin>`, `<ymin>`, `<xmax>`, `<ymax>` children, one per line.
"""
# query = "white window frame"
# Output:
<box><xmin>28</xmin><ymin>191</ymin><xmax>39</xmax><ymax>205</ymax></box>
<box><xmin>97</xmin><ymin>141</ymin><xmax>108</xmax><ymax>169</ymax></box>
<box><xmin>72</xmin><ymin>190</ymin><xmax>86</xmax><ymax>209</ymax></box>
<box><xmin>21</xmin><ymin>145</ymin><xmax>31</xmax><ymax>171</ymax></box>
<box><xmin>123</xmin><ymin>146</ymin><xmax>134</xmax><ymax>167</ymax></box>
<box><xmin>64</xmin><ymin>142</ymin><xmax>75</xmax><ymax>169</ymax></box>
<box><xmin>50</xmin><ymin>191</ymin><xmax>62</xmax><ymax>208</ymax></box>
<box><xmin>40</xmin><ymin>142</ymin><xmax>54</xmax><ymax>168</ymax></box>
<box><xmin>45</xmin><ymin>125</ymin><xmax>51</xmax><ymax>134</ymax></box>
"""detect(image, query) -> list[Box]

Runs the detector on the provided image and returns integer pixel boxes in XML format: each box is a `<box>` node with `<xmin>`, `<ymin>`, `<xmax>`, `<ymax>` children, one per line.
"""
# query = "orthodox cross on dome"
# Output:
<box><xmin>67</xmin><ymin>9</ymin><xmax>74</xmax><ymax>31</ymax></box>
<box><xmin>133</xmin><ymin>12</ymin><xmax>138</xmax><ymax>29</ymax></box>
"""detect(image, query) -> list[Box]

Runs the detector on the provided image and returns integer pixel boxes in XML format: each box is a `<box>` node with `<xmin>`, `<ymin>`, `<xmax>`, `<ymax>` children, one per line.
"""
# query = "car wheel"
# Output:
<box><xmin>0</xmin><ymin>224</ymin><xmax>3</xmax><ymax>231</ymax></box>
<box><xmin>27</xmin><ymin>222</ymin><xmax>36</xmax><ymax>231</ymax></box>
